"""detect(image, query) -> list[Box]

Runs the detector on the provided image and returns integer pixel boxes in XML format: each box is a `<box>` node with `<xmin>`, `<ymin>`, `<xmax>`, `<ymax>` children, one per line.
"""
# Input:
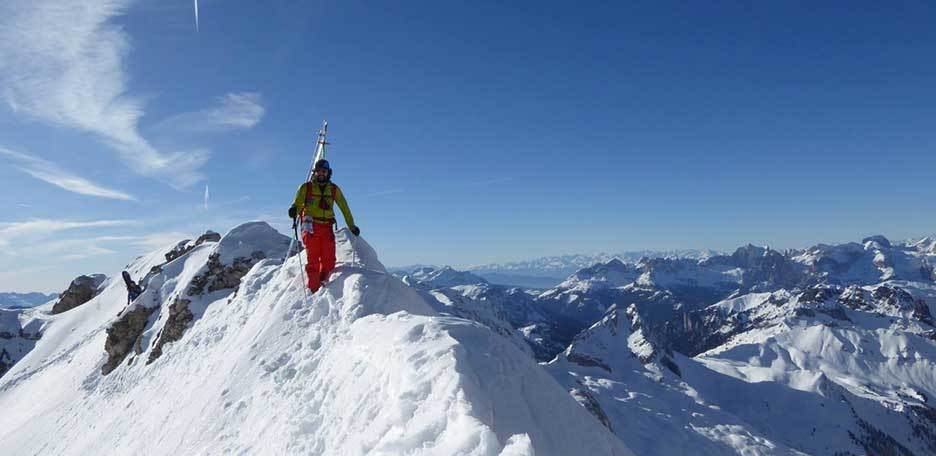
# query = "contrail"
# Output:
<box><xmin>204</xmin><ymin>184</ymin><xmax>209</xmax><ymax>210</ymax></box>
<box><xmin>194</xmin><ymin>0</ymin><xmax>199</xmax><ymax>32</ymax></box>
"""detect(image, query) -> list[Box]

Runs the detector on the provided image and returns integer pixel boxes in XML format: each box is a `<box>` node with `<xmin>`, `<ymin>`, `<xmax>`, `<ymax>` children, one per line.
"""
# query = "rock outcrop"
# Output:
<box><xmin>102</xmin><ymin>223</ymin><xmax>290</xmax><ymax>375</ymax></box>
<box><xmin>164</xmin><ymin>230</ymin><xmax>222</xmax><ymax>263</ymax></box>
<box><xmin>147</xmin><ymin>249</ymin><xmax>267</xmax><ymax>364</ymax></box>
<box><xmin>188</xmin><ymin>251</ymin><xmax>266</xmax><ymax>295</ymax></box>
<box><xmin>51</xmin><ymin>274</ymin><xmax>106</xmax><ymax>314</ymax></box>
<box><xmin>146</xmin><ymin>298</ymin><xmax>193</xmax><ymax>364</ymax></box>
<box><xmin>102</xmin><ymin>305</ymin><xmax>156</xmax><ymax>375</ymax></box>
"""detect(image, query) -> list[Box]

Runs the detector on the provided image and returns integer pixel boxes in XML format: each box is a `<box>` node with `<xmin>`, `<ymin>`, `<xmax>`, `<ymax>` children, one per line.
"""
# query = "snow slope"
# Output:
<box><xmin>0</xmin><ymin>222</ymin><xmax>631</xmax><ymax>456</ymax></box>
<box><xmin>548</xmin><ymin>291</ymin><xmax>936</xmax><ymax>455</ymax></box>
<box><xmin>546</xmin><ymin>305</ymin><xmax>810</xmax><ymax>455</ymax></box>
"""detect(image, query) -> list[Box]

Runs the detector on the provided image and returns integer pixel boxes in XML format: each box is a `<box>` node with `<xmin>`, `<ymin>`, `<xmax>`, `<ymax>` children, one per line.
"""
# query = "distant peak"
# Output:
<box><xmin>861</xmin><ymin>235</ymin><xmax>891</xmax><ymax>249</ymax></box>
<box><xmin>605</xmin><ymin>258</ymin><xmax>628</xmax><ymax>267</ymax></box>
<box><xmin>732</xmin><ymin>244</ymin><xmax>769</xmax><ymax>257</ymax></box>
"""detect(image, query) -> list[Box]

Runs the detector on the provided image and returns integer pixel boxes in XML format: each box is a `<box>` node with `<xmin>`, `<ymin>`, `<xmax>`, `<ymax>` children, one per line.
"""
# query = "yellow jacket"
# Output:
<box><xmin>293</xmin><ymin>181</ymin><xmax>355</xmax><ymax>227</ymax></box>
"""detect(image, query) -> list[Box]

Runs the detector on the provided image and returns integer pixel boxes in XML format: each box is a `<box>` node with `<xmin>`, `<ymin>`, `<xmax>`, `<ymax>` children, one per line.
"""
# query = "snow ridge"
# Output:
<box><xmin>0</xmin><ymin>222</ymin><xmax>631</xmax><ymax>456</ymax></box>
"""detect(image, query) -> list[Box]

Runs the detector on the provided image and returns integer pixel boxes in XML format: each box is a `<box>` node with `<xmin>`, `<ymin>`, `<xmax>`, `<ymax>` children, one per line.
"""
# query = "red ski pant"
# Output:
<box><xmin>302</xmin><ymin>223</ymin><xmax>336</xmax><ymax>292</ymax></box>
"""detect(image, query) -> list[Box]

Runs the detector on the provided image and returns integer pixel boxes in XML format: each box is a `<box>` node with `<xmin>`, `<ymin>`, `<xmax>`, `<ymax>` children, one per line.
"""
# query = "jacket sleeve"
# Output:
<box><xmin>293</xmin><ymin>183</ymin><xmax>307</xmax><ymax>214</ymax></box>
<box><xmin>334</xmin><ymin>185</ymin><xmax>356</xmax><ymax>228</ymax></box>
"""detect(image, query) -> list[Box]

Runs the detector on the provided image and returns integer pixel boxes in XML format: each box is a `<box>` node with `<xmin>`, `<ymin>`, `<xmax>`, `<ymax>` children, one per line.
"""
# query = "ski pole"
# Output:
<box><xmin>295</xmin><ymin>218</ymin><xmax>310</xmax><ymax>305</ymax></box>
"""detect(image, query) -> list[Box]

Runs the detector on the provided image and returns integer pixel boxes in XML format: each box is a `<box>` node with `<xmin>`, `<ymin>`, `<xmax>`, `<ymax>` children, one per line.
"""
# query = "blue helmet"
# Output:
<box><xmin>314</xmin><ymin>159</ymin><xmax>330</xmax><ymax>170</ymax></box>
<box><xmin>313</xmin><ymin>159</ymin><xmax>332</xmax><ymax>180</ymax></box>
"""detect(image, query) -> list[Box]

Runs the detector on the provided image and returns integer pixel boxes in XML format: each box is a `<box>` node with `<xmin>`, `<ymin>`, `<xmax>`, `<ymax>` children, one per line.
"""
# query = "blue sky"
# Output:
<box><xmin>1</xmin><ymin>0</ymin><xmax>935</xmax><ymax>292</ymax></box>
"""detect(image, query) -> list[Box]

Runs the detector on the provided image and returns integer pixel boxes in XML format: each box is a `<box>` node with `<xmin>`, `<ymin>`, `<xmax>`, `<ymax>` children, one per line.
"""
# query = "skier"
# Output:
<box><xmin>288</xmin><ymin>159</ymin><xmax>360</xmax><ymax>292</ymax></box>
<box><xmin>121</xmin><ymin>271</ymin><xmax>143</xmax><ymax>304</ymax></box>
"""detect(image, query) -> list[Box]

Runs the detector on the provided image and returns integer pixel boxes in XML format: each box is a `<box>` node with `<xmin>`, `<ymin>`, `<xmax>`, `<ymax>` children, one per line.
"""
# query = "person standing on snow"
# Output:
<box><xmin>288</xmin><ymin>159</ymin><xmax>360</xmax><ymax>292</ymax></box>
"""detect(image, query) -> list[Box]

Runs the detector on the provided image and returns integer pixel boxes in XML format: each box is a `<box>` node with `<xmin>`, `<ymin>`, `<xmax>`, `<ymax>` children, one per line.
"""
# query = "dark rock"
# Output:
<box><xmin>102</xmin><ymin>305</ymin><xmax>157</xmax><ymax>375</ymax></box>
<box><xmin>800</xmin><ymin>286</ymin><xmax>838</xmax><ymax>305</ymax></box>
<box><xmin>570</xmin><ymin>386</ymin><xmax>613</xmax><ymax>431</ymax></box>
<box><xmin>195</xmin><ymin>230</ymin><xmax>221</xmax><ymax>245</ymax></box>
<box><xmin>839</xmin><ymin>286</ymin><xmax>873</xmax><ymax>311</ymax></box>
<box><xmin>768</xmin><ymin>293</ymin><xmax>790</xmax><ymax>306</ymax></box>
<box><xmin>164</xmin><ymin>239</ymin><xmax>194</xmax><ymax>263</ymax></box>
<box><xmin>872</xmin><ymin>286</ymin><xmax>912</xmax><ymax>303</ymax></box>
<box><xmin>911</xmin><ymin>299</ymin><xmax>935</xmax><ymax>326</ymax></box>
<box><xmin>729</xmin><ymin>244</ymin><xmax>803</xmax><ymax>290</ymax></box>
<box><xmin>659</xmin><ymin>355</ymin><xmax>682</xmax><ymax>377</ymax></box>
<box><xmin>164</xmin><ymin>230</ymin><xmax>221</xmax><ymax>263</ymax></box>
<box><xmin>869</xmin><ymin>286</ymin><xmax>935</xmax><ymax>325</ymax></box>
<box><xmin>660</xmin><ymin>308</ymin><xmax>744</xmax><ymax>357</ymax></box>
<box><xmin>137</xmin><ymin>265</ymin><xmax>163</xmax><ymax>292</ymax></box>
<box><xmin>567</xmin><ymin>353</ymin><xmax>612</xmax><ymax>372</ymax></box>
<box><xmin>18</xmin><ymin>328</ymin><xmax>41</xmax><ymax>340</ymax></box>
<box><xmin>51</xmin><ymin>274</ymin><xmax>106</xmax><ymax>314</ymax></box>
<box><xmin>147</xmin><ymin>298</ymin><xmax>193</xmax><ymax>364</ymax></box>
<box><xmin>908</xmin><ymin>404</ymin><xmax>936</xmax><ymax>454</ymax></box>
<box><xmin>188</xmin><ymin>251</ymin><xmax>266</xmax><ymax>296</ymax></box>
<box><xmin>521</xmin><ymin>322</ymin><xmax>579</xmax><ymax>362</ymax></box>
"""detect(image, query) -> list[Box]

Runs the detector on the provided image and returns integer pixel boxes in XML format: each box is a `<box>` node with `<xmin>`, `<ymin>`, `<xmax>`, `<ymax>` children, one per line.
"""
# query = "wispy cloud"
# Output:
<box><xmin>7</xmin><ymin>234</ymin><xmax>162</xmax><ymax>262</ymax></box>
<box><xmin>0</xmin><ymin>0</ymin><xmax>208</xmax><ymax>188</ymax></box>
<box><xmin>0</xmin><ymin>219</ymin><xmax>138</xmax><ymax>248</ymax></box>
<box><xmin>0</xmin><ymin>221</ymin><xmax>188</xmax><ymax>263</ymax></box>
<box><xmin>194</xmin><ymin>0</ymin><xmax>199</xmax><ymax>32</ymax></box>
<box><xmin>0</xmin><ymin>219</ymin><xmax>139</xmax><ymax>263</ymax></box>
<box><xmin>0</xmin><ymin>147</ymin><xmax>136</xmax><ymax>201</ymax></box>
<box><xmin>45</xmin><ymin>240</ymin><xmax>119</xmax><ymax>261</ymax></box>
<box><xmin>129</xmin><ymin>231</ymin><xmax>193</xmax><ymax>250</ymax></box>
<box><xmin>153</xmin><ymin>92</ymin><xmax>266</xmax><ymax>134</ymax></box>
<box><xmin>204</xmin><ymin>184</ymin><xmax>210</xmax><ymax>210</ymax></box>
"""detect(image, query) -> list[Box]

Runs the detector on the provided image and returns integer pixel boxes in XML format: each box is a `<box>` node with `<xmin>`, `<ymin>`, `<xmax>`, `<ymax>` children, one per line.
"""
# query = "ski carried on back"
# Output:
<box><xmin>308</xmin><ymin>120</ymin><xmax>328</xmax><ymax>180</ymax></box>
<box><xmin>122</xmin><ymin>271</ymin><xmax>143</xmax><ymax>304</ymax></box>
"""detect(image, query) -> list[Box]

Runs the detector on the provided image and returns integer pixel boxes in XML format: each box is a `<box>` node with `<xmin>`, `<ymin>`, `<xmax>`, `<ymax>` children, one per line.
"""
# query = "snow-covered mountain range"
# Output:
<box><xmin>399</xmin><ymin>234</ymin><xmax>936</xmax><ymax>455</ymax></box>
<box><xmin>3</xmin><ymin>227</ymin><xmax>935</xmax><ymax>455</ymax></box>
<box><xmin>466</xmin><ymin>249</ymin><xmax>720</xmax><ymax>279</ymax></box>
<box><xmin>0</xmin><ymin>292</ymin><xmax>57</xmax><ymax>309</ymax></box>
<box><xmin>392</xmin><ymin>249</ymin><xmax>720</xmax><ymax>289</ymax></box>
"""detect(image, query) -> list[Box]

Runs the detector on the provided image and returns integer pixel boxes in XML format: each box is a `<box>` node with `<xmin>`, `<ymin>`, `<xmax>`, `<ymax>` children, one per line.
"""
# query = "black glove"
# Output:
<box><xmin>349</xmin><ymin>226</ymin><xmax>360</xmax><ymax>236</ymax></box>
<box><xmin>288</xmin><ymin>205</ymin><xmax>298</xmax><ymax>219</ymax></box>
